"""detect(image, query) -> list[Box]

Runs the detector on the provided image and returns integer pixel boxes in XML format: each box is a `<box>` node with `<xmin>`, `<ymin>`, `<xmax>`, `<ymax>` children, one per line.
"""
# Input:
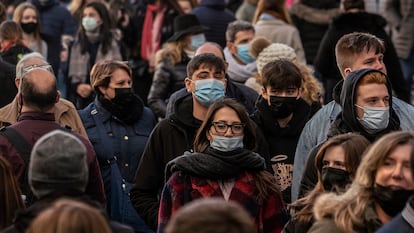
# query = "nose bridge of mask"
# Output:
<box><xmin>190</xmin><ymin>33</ymin><xmax>206</xmax><ymax>50</ymax></box>
<box><xmin>195</xmin><ymin>78</ymin><xmax>224</xmax><ymax>91</ymax></box>
<box><xmin>355</xmin><ymin>104</ymin><xmax>389</xmax><ymax>118</ymax></box>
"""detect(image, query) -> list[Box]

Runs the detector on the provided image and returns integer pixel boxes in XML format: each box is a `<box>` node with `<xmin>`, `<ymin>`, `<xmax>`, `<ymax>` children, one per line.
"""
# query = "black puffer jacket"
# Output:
<box><xmin>314</xmin><ymin>12</ymin><xmax>409</xmax><ymax>103</ymax></box>
<box><xmin>147</xmin><ymin>54</ymin><xmax>189</xmax><ymax>119</ymax></box>
<box><xmin>290</xmin><ymin>0</ymin><xmax>340</xmax><ymax>64</ymax></box>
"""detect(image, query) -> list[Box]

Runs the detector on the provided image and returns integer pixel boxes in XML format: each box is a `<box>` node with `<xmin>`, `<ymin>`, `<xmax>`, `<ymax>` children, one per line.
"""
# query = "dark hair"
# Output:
<box><xmin>335</xmin><ymin>32</ymin><xmax>385</xmax><ymax>76</ymax></box>
<box><xmin>0</xmin><ymin>20</ymin><xmax>24</xmax><ymax>46</ymax></box>
<box><xmin>186</xmin><ymin>53</ymin><xmax>226</xmax><ymax>78</ymax></box>
<box><xmin>193</xmin><ymin>98</ymin><xmax>255</xmax><ymax>152</ymax></box>
<box><xmin>78</xmin><ymin>2</ymin><xmax>114</xmax><ymax>55</ymax></box>
<box><xmin>289</xmin><ymin>133</ymin><xmax>370</xmax><ymax>226</ymax></box>
<box><xmin>20</xmin><ymin>70</ymin><xmax>58</xmax><ymax>112</ymax></box>
<box><xmin>315</xmin><ymin>133</ymin><xmax>370</xmax><ymax>179</ymax></box>
<box><xmin>342</xmin><ymin>0</ymin><xmax>365</xmax><ymax>11</ymax></box>
<box><xmin>261</xmin><ymin>59</ymin><xmax>302</xmax><ymax>90</ymax></box>
<box><xmin>225</xmin><ymin>20</ymin><xmax>254</xmax><ymax>42</ymax></box>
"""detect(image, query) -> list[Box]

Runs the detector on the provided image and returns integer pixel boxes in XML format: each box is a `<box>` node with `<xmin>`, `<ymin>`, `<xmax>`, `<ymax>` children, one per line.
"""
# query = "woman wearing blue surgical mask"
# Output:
<box><xmin>157</xmin><ymin>98</ymin><xmax>289</xmax><ymax>233</ymax></box>
<box><xmin>67</xmin><ymin>2</ymin><xmax>122</xmax><ymax>109</ymax></box>
<box><xmin>148</xmin><ymin>14</ymin><xmax>206</xmax><ymax>119</ymax></box>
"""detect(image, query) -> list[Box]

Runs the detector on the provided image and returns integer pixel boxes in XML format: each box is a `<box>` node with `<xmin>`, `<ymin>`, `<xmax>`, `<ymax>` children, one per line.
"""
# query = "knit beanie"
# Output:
<box><xmin>28</xmin><ymin>130</ymin><xmax>89</xmax><ymax>198</ymax></box>
<box><xmin>256</xmin><ymin>43</ymin><xmax>296</xmax><ymax>74</ymax></box>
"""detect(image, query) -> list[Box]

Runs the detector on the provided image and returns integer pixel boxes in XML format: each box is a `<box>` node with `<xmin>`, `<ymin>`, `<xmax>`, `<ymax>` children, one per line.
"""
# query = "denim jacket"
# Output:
<box><xmin>291</xmin><ymin>97</ymin><xmax>414</xmax><ymax>201</ymax></box>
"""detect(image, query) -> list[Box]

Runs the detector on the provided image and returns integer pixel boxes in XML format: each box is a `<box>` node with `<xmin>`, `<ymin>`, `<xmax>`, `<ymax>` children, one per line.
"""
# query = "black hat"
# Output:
<box><xmin>167</xmin><ymin>14</ymin><xmax>205</xmax><ymax>42</ymax></box>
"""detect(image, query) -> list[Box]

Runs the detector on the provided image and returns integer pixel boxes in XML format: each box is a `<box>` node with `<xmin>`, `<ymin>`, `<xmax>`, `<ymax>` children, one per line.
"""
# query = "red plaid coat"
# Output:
<box><xmin>157</xmin><ymin>171</ymin><xmax>288</xmax><ymax>233</ymax></box>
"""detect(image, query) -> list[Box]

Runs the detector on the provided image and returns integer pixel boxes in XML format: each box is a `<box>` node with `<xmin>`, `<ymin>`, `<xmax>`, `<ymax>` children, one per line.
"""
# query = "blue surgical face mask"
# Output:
<box><xmin>355</xmin><ymin>105</ymin><xmax>389</xmax><ymax>134</ymax></box>
<box><xmin>237</xmin><ymin>44</ymin><xmax>254</xmax><ymax>64</ymax></box>
<box><xmin>193</xmin><ymin>79</ymin><xmax>225</xmax><ymax>106</ymax></box>
<box><xmin>210</xmin><ymin>135</ymin><xmax>244</xmax><ymax>152</ymax></box>
<box><xmin>190</xmin><ymin>33</ymin><xmax>206</xmax><ymax>51</ymax></box>
<box><xmin>82</xmin><ymin>17</ymin><xmax>99</xmax><ymax>32</ymax></box>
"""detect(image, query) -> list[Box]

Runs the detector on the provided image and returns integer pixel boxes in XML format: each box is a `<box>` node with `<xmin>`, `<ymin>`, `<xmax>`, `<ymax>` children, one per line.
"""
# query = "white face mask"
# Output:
<box><xmin>210</xmin><ymin>135</ymin><xmax>244</xmax><ymax>152</ymax></box>
<box><xmin>82</xmin><ymin>17</ymin><xmax>99</xmax><ymax>32</ymax></box>
<box><xmin>355</xmin><ymin>104</ymin><xmax>389</xmax><ymax>134</ymax></box>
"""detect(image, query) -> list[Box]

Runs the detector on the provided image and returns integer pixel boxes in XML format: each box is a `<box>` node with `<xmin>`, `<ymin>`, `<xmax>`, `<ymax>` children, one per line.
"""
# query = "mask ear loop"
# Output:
<box><xmin>17</xmin><ymin>78</ymin><xmax>24</xmax><ymax>120</ymax></box>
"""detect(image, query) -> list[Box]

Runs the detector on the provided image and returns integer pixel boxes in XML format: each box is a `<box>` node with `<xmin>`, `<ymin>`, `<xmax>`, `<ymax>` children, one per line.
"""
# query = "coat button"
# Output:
<box><xmin>124</xmin><ymin>136</ymin><xmax>128</xmax><ymax>140</ymax></box>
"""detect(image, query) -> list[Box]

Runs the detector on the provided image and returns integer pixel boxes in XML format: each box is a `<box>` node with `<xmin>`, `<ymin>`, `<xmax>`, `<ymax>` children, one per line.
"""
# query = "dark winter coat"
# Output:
<box><xmin>130</xmin><ymin>93</ymin><xmax>202</xmax><ymax>230</ymax></box>
<box><xmin>0</xmin><ymin>58</ymin><xmax>16</xmax><ymax>108</ymax></box>
<box><xmin>290</xmin><ymin>1</ymin><xmax>340</xmax><ymax>64</ymax></box>
<box><xmin>314</xmin><ymin>12</ymin><xmax>409</xmax><ymax>103</ymax></box>
<box><xmin>0</xmin><ymin>44</ymin><xmax>32</xmax><ymax>65</ymax></box>
<box><xmin>147</xmin><ymin>54</ymin><xmax>189</xmax><ymax>118</ymax></box>
<box><xmin>1</xmin><ymin>194</ymin><xmax>133</xmax><ymax>233</ymax></box>
<box><xmin>191</xmin><ymin>0</ymin><xmax>236</xmax><ymax>48</ymax></box>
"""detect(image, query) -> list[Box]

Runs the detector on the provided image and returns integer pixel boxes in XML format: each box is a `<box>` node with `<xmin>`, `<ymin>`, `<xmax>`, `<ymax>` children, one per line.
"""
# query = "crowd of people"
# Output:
<box><xmin>1</xmin><ymin>0</ymin><xmax>414</xmax><ymax>233</ymax></box>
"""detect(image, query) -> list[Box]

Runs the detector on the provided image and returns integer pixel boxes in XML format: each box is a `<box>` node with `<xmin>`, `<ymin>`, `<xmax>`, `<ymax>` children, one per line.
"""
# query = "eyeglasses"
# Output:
<box><xmin>211</xmin><ymin>122</ymin><xmax>245</xmax><ymax>135</ymax></box>
<box><xmin>21</xmin><ymin>64</ymin><xmax>54</xmax><ymax>77</ymax></box>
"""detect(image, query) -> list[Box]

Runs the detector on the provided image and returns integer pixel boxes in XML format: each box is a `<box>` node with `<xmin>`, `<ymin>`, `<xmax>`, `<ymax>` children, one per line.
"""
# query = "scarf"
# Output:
<box><xmin>166</xmin><ymin>147</ymin><xmax>265</xmax><ymax>181</ymax></box>
<box><xmin>140</xmin><ymin>4</ymin><xmax>166</xmax><ymax>67</ymax></box>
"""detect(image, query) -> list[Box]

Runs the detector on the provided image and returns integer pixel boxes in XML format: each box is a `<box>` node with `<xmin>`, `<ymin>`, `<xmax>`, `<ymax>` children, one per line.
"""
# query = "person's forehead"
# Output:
<box><xmin>194</xmin><ymin>64</ymin><xmax>224</xmax><ymax>72</ymax></box>
<box><xmin>234</xmin><ymin>30</ymin><xmax>254</xmax><ymax>42</ymax></box>
<box><xmin>195</xmin><ymin>45</ymin><xmax>223</xmax><ymax>60</ymax></box>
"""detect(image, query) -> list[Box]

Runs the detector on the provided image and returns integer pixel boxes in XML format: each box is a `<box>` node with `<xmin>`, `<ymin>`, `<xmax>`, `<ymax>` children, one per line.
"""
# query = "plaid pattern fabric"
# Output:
<box><xmin>158</xmin><ymin>171</ymin><xmax>288</xmax><ymax>233</ymax></box>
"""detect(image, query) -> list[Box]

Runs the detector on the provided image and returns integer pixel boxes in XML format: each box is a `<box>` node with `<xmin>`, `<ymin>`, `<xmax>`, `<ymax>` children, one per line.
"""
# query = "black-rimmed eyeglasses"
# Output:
<box><xmin>211</xmin><ymin>122</ymin><xmax>245</xmax><ymax>135</ymax></box>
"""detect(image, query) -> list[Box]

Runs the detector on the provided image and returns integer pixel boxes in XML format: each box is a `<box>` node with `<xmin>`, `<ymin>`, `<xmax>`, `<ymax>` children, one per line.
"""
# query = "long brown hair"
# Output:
<box><xmin>193</xmin><ymin>98</ymin><xmax>280</xmax><ymax>202</ymax></box>
<box><xmin>289</xmin><ymin>133</ymin><xmax>370</xmax><ymax>226</ymax></box>
<box><xmin>0</xmin><ymin>156</ymin><xmax>24</xmax><ymax>230</ymax></box>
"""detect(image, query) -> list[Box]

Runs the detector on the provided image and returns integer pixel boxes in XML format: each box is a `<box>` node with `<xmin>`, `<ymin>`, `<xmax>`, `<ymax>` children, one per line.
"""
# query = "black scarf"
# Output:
<box><xmin>165</xmin><ymin>147</ymin><xmax>265</xmax><ymax>181</ymax></box>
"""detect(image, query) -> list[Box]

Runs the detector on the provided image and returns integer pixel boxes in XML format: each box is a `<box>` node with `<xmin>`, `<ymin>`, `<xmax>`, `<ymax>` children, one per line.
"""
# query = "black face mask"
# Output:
<box><xmin>373</xmin><ymin>184</ymin><xmax>414</xmax><ymax>217</ymax></box>
<box><xmin>269</xmin><ymin>96</ymin><xmax>298</xmax><ymax>119</ymax></box>
<box><xmin>321</xmin><ymin>167</ymin><xmax>351</xmax><ymax>191</ymax></box>
<box><xmin>100</xmin><ymin>88</ymin><xmax>143</xmax><ymax>124</ymax></box>
<box><xmin>20</xmin><ymin>22</ymin><xmax>38</xmax><ymax>34</ymax></box>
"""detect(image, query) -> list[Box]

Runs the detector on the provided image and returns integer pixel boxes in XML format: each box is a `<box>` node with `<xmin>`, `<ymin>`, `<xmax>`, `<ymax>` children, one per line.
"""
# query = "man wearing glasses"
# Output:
<box><xmin>0</xmin><ymin>52</ymin><xmax>105</xmax><ymax>206</ymax></box>
<box><xmin>0</xmin><ymin>52</ymin><xmax>87</xmax><ymax>137</ymax></box>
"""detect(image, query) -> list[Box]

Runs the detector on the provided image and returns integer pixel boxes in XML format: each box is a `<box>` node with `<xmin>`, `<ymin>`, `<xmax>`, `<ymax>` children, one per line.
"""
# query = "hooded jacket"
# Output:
<box><xmin>328</xmin><ymin>68</ymin><xmax>400</xmax><ymax>142</ymax></box>
<box><xmin>252</xmin><ymin>96</ymin><xmax>312</xmax><ymax>203</ymax></box>
<box><xmin>130</xmin><ymin>93</ymin><xmax>202</xmax><ymax>230</ymax></box>
<box><xmin>314</xmin><ymin>12</ymin><xmax>409</xmax><ymax>102</ymax></box>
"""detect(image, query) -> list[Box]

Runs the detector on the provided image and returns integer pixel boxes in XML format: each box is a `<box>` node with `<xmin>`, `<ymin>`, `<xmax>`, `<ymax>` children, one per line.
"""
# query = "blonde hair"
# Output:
<box><xmin>313</xmin><ymin>131</ymin><xmax>414</xmax><ymax>233</ymax></box>
<box><xmin>26</xmin><ymin>198</ymin><xmax>112</xmax><ymax>233</ymax></box>
<box><xmin>12</xmin><ymin>2</ymin><xmax>43</xmax><ymax>53</ymax></box>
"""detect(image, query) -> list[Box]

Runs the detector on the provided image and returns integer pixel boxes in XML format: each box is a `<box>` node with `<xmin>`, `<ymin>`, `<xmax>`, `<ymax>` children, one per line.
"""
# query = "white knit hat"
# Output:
<box><xmin>256</xmin><ymin>43</ymin><xmax>296</xmax><ymax>74</ymax></box>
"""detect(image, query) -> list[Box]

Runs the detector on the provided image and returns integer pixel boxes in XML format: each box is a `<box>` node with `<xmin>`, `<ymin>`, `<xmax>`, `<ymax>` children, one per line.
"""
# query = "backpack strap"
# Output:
<box><xmin>0</xmin><ymin>126</ymin><xmax>34</xmax><ymax>205</ymax></box>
